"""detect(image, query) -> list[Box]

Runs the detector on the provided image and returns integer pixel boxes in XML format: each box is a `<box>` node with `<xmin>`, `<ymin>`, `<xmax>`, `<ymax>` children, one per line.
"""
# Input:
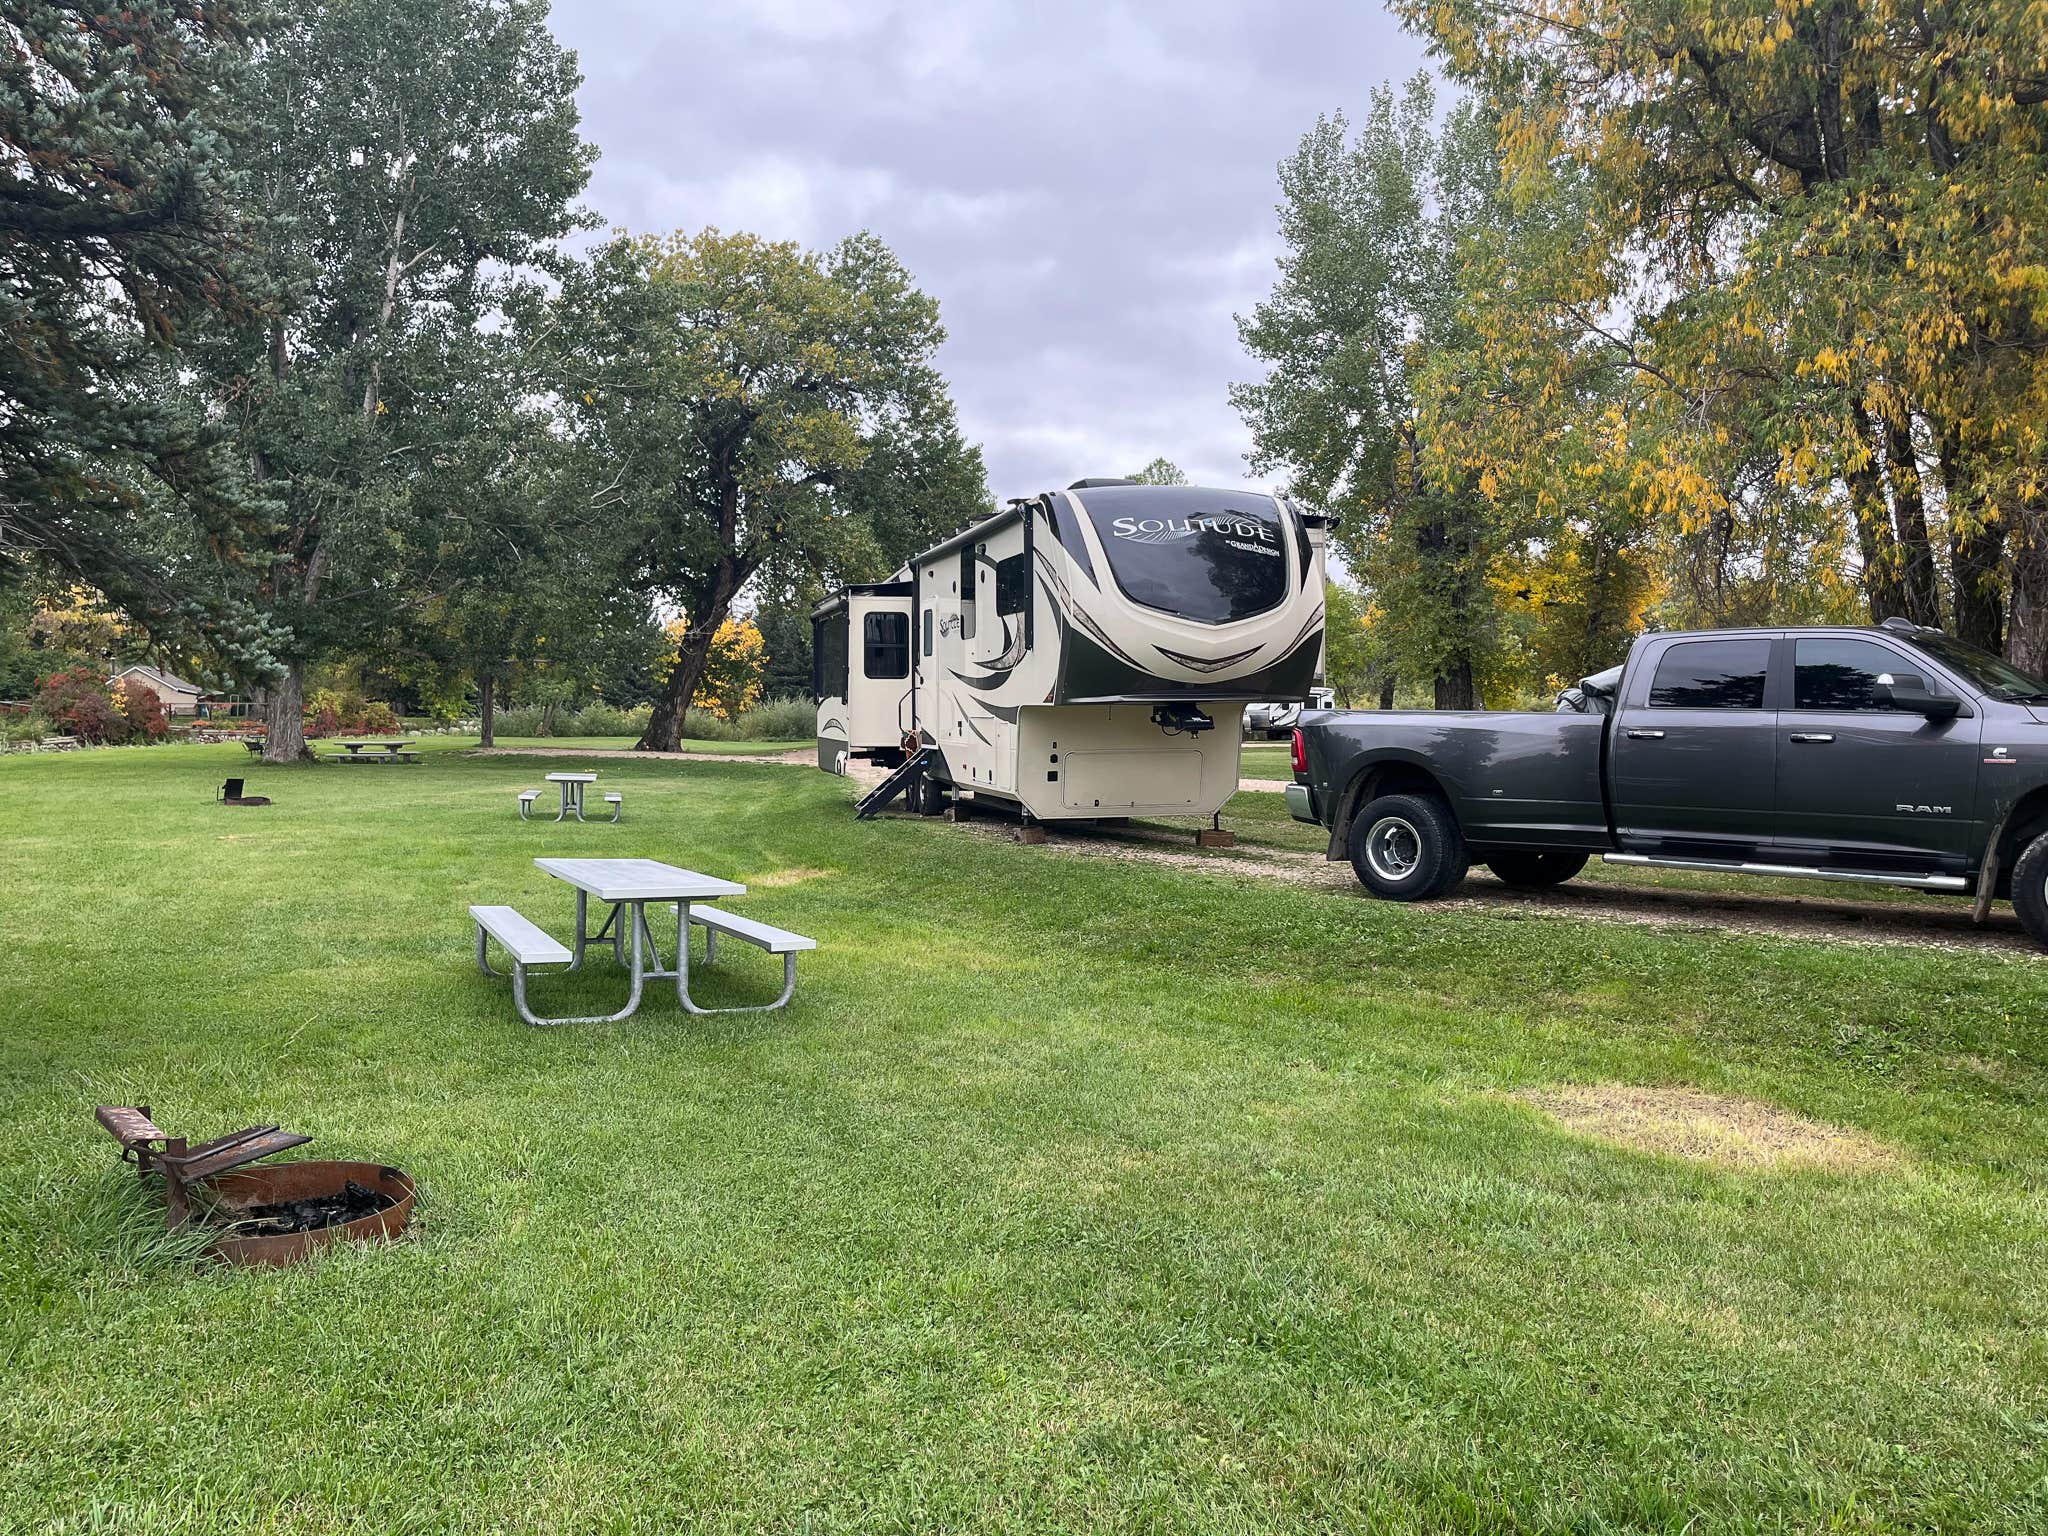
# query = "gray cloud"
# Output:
<box><xmin>548</xmin><ymin>0</ymin><xmax>1427</xmax><ymax>497</ymax></box>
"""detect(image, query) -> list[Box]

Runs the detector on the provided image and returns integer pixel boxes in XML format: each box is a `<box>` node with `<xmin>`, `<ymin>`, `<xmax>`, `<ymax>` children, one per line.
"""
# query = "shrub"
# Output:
<box><xmin>37</xmin><ymin>667</ymin><xmax>128</xmax><ymax>744</ymax></box>
<box><xmin>303</xmin><ymin>687</ymin><xmax>400</xmax><ymax>737</ymax></box>
<box><xmin>116</xmin><ymin>680</ymin><xmax>169</xmax><ymax>741</ymax></box>
<box><xmin>0</xmin><ymin>710</ymin><xmax>50</xmax><ymax>747</ymax></box>
<box><xmin>738</xmin><ymin>693</ymin><xmax>816</xmax><ymax>741</ymax></box>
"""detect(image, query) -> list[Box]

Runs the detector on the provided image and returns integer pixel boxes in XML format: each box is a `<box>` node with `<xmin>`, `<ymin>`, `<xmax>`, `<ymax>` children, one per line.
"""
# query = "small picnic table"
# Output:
<box><xmin>332</xmin><ymin>739</ymin><xmax>418</xmax><ymax>763</ymax></box>
<box><xmin>534</xmin><ymin>858</ymin><xmax>746</xmax><ymax>1021</ymax></box>
<box><xmin>544</xmin><ymin>771</ymin><xmax>598</xmax><ymax>820</ymax></box>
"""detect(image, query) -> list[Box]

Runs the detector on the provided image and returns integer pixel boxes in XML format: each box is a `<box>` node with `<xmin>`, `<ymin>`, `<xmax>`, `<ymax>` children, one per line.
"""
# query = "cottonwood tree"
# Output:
<box><xmin>544</xmin><ymin>228</ymin><xmax>981</xmax><ymax>751</ymax></box>
<box><xmin>197</xmin><ymin>0</ymin><xmax>593</xmax><ymax>761</ymax></box>
<box><xmin>1402</xmin><ymin>0</ymin><xmax>2048</xmax><ymax>662</ymax></box>
<box><xmin>1236</xmin><ymin>82</ymin><xmax>1521</xmax><ymax>708</ymax></box>
<box><xmin>1127</xmin><ymin>458</ymin><xmax>1190</xmax><ymax>485</ymax></box>
<box><xmin>0</xmin><ymin>1</ymin><xmax>276</xmax><ymax>662</ymax></box>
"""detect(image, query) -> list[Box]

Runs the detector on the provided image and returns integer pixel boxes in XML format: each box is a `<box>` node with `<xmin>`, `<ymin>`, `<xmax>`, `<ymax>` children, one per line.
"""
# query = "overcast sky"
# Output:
<box><xmin>547</xmin><ymin>1</ymin><xmax>1429</xmax><ymax>500</ymax></box>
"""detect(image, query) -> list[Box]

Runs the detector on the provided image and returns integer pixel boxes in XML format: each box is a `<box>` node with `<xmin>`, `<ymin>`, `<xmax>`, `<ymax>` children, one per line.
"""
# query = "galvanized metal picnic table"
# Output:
<box><xmin>544</xmin><ymin>771</ymin><xmax>598</xmax><ymax>820</ymax></box>
<box><xmin>330</xmin><ymin>739</ymin><xmax>419</xmax><ymax>763</ymax></box>
<box><xmin>532</xmin><ymin>857</ymin><xmax>746</xmax><ymax>1021</ymax></box>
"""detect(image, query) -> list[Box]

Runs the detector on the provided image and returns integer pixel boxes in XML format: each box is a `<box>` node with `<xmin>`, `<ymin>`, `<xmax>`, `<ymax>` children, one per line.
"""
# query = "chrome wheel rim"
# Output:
<box><xmin>1366</xmin><ymin>816</ymin><xmax>1422</xmax><ymax>882</ymax></box>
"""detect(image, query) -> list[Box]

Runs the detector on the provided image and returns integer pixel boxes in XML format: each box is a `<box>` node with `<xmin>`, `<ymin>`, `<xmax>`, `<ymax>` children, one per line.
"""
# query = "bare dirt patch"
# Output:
<box><xmin>745</xmin><ymin>866</ymin><xmax>833</xmax><ymax>888</ymax></box>
<box><xmin>1514</xmin><ymin>1084</ymin><xmax>1898</xmax><ymax>1173</ymax></box>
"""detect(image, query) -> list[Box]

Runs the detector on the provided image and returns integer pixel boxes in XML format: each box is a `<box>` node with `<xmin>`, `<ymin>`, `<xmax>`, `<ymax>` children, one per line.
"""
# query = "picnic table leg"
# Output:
<box><xmin>572</xmin><ymin>782</ymin><xmax>586</xmax><ymax>822</ymax></box>
<box><xmin>512</xmin><ymin>905</ymin><xmax>645</xmax><ymax>1027</ymax></box>
<box><xmin>634</xmin><ymin>902</ymin><xmax>664</xmax><ymax>973</ymax></box>
<box><xmin>554</xmin><ymin>783</ymin><xmax>569</xmax><ymax>821</ymax></box>
<box><xmin>671</xmin><ymin>903</ymin><xmax>801</xmax><ymax>1015</ymax></box>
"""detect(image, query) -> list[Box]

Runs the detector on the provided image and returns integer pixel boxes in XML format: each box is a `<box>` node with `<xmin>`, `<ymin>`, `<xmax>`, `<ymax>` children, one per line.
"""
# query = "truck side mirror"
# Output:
<box><xmin>1874</xmin><ymin>674</ymin><xmax>1961</xmax><ymax>720</ymax></box>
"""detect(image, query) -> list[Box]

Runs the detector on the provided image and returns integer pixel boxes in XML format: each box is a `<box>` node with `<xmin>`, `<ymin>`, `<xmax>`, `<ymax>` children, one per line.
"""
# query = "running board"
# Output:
<box><xmin>1601</xmin><ymin>853</ymin><xmax>1968</xmax><ymax>892</ymax></box>
<box><xmin>856</xmin><ymin>750</ymin><xmax>928</xmax><ymax>820</ymax></box>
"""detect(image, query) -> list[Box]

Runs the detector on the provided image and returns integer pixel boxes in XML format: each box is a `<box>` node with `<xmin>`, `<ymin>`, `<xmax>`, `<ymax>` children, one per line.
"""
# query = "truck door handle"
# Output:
<box><xmin>1788</xmin><ymin>732</ymin><xmax>1836</xmax><ymax>744</ymax></box>
<box><xmin>1625</xmin><ymin>729</ymin><xmax>1666</xmax><ymax>740</ymax></box>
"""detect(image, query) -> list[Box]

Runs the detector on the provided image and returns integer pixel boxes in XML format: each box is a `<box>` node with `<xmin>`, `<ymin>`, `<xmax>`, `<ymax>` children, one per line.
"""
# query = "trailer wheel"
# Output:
<box><xmin>1485</xmin><ymin>850</ymin><xmax>1589</xmax><ymax>889</ymax></box>
<box><xmin>1348</xmin><ymin>793</ymin><xmax>1468</xmax><ymax>901</ymax></box>
<box><xmin>2011</xmin><ymin>832</ymin><xmax>2048</xmax><ymax>951</ymax></box>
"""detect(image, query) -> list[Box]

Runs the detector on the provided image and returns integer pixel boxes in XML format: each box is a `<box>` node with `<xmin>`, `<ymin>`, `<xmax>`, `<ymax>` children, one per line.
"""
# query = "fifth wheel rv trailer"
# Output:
<box><xmin>813</xmin><ymin>480</ymin><xmax>1328</xmax><ymax>825</ymax></box>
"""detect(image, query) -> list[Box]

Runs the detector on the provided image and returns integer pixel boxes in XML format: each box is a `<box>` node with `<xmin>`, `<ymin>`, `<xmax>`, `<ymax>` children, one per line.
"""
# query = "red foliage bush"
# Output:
<box><xmin>37</xmin><ymin>667</ymin><xmax>128</xmax><ymax>744</ymax></box>
<box><xmin>117</xmin><ymin>680</ymin><xmax>169</xmax><ymax>740</ymax></box>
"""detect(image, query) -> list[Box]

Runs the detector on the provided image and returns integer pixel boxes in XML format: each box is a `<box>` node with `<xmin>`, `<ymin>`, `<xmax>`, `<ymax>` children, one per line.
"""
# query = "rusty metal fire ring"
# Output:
<box><xmin>203</xmin><ymin>1160</ymin><xmax>416</xmax><ymax>1268</ymax></box>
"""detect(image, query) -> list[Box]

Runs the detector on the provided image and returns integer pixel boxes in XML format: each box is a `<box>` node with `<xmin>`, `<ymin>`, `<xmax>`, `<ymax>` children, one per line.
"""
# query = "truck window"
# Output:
<box><xmin>862</xmin><ymin>612</ymin><xmax>909</xmax><ymax>680</ymax></box>
<box><xmin>1793</xmin><ymin>637</ymin><xmax>1917</xmax><ymax>711</ymax></box>
<box><xmin>1647</xmin><ymin>638</ymin><xmax>1769</xmax><ymax>709</ymax></box>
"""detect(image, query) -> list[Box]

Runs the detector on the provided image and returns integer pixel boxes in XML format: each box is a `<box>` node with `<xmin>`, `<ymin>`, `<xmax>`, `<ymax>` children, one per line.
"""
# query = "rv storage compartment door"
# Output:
<box><xmin>1061</xmin><ymin>749</ymin><xmax>1202</xmax><ymax>812</ymax></box>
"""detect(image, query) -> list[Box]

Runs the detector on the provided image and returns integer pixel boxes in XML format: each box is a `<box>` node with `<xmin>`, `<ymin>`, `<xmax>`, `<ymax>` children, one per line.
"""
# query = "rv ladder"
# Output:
<box><xmin>856</xmin><ymin>750</ymin><xmax>928</xmax><ymax>820</ymax></box>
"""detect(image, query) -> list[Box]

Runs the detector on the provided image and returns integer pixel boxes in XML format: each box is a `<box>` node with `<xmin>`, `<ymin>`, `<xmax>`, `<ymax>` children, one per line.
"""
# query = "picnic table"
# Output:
<box><xmin>544</xmin><ymin>771</ymin><xmax>598</xmax><ymax>820</ymax></box>
<box><xmin>329</xmin><ymin>739</ymin><xmax>418</xmax><ymax>763</ymax></box>
<box><xmin>471</xmin><ymin>857</ymin><xmax>817</xmax><ymax>1025</ymax></box>
<box><xmin>539</xmin><ymin>858</ymin><xmax>745</xmax><ymax>1021</ymax></box>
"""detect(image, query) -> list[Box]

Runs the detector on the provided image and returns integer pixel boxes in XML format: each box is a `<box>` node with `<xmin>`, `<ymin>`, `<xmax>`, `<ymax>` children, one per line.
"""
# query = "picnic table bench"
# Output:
<box><xmin>470</xmin><ymin>857</ymin><xmax>812</xmax><ymax>1026</ymax></box>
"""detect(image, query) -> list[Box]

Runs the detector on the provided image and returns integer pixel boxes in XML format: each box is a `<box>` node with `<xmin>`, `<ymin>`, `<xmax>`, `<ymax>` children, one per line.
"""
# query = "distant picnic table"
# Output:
<box><xmin>326</xmin><ymin>739</ymin><xmax>419</xmax><ymax>763</ymax></box>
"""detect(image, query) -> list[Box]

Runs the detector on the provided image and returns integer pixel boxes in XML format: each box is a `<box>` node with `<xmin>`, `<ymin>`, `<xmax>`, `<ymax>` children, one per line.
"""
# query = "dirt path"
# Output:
<box><xmin>946</xmin><ymin>815</ymin><xmax>2041</xmax><ymax>958</ymax></box>
<box><xmin>469</xmin><ymin>743</ymin><xmax>2037</xmax><ymax>957</ymax></box>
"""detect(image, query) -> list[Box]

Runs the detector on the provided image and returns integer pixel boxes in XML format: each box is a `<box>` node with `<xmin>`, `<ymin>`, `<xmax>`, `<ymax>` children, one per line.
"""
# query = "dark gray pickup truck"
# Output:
<box><xmin>1286</xmin><ymin>619</ymin><xmax>2048</xmax><ymax>948</ymax></box>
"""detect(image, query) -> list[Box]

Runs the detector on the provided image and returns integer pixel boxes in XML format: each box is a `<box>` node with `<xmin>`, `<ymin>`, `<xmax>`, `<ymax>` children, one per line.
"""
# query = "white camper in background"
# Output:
<box><xmin>814</xmin><ymin>480</ymin><xmax>1328</xmax><ymax>825</ymax></box>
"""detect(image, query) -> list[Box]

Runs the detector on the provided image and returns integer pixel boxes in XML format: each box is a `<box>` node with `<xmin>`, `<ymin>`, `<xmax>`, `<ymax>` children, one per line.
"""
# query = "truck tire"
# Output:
<box><xmin>1348</xmin><ymin>793</ymin><xmax>1469</xmax><ymax>901</ymax></box>
<box><xmin>2012</xmin><ymin>832</ymin><xmax>2048</xmax><ymax>950</ymax></box>
<box><xmin>1485</xmin><ymin>850</ymin><xmax>1589</xmax><ymax>889</ymax></box>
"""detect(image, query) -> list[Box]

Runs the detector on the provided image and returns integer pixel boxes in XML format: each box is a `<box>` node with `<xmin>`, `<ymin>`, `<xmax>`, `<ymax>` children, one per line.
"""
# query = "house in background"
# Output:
<box><xmin>109</xmin><ymin>664</ymin><xmax>213</xmax><ymax>718</ymax></box>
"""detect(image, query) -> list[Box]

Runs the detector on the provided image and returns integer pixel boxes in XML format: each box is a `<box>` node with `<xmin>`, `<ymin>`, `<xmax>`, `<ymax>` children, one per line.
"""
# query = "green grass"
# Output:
<box><xmin>3</xmin><ymin>742</ymin><xmax>2047</xmax><ymax>1532</ymax></box>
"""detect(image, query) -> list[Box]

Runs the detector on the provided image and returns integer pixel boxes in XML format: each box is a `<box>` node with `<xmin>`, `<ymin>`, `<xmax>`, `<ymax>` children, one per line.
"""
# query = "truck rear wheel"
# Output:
<box><xmin>1485</xmin><ymin>850</ymin><xmax>1589</xmax><ymax>889</ymax></box>
<box><xmin>1348</xmin><ymin>793</ymin><xmax>1468</xmax><ymax>901</ymax></box>
<box><xmin>2011</xmin><ymin>833</ymin><xmax>2048</xmax><ymax>951</ymax></box>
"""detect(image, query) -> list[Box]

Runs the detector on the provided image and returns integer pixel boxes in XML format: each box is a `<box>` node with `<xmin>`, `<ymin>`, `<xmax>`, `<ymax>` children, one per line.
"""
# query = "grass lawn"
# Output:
<box><xmin>4</xmin><ymin>740</ymin><xmax>2048</xmax><ymax>1532</ymax></box>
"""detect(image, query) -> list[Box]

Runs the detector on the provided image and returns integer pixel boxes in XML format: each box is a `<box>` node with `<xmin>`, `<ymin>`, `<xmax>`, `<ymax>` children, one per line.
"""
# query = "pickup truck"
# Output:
<box><xmin>1285</xmin><ymin>620</ymin><xmax>2048</xmax><ymax>949</ymax></box>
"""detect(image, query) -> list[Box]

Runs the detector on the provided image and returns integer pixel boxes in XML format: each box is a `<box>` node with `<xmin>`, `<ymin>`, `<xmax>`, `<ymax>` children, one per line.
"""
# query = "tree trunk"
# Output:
<box><xmin>260</xmin><ymin>663</ymin><xmax>311</xmax><ymax>763</ymax></box>
<box><xmin>1433</xmin><ymin>660</ymin><xmax>1476</xmax><ymax>711</ymax></box>
<box><xmin>1378</xmin><ymin>675</ymin><xmax>1397</xmax><ymax>710</ymax></box>
<box><xmin>2005</xmin><ymin>513</ymin><xmax>2048</xmax><ymax>675</ymax></box>
<box><xmin>1938</xmin><ymin>427</ymin><xmax>2007</xmax><ymax>652</ymax></box>
<box><xmin>1846</xmin><ymin>404</ymin><xmax>1909</xmax><ymax>622</ymax></box>
<box><xmin>538</xmin><ymin>699</ymin><xmax>555</xmax><ymax>737</ymax></box>
<box><xmin>1880</xmin><ymin>416</ymin><xmax>1941</xmax><ymax>627</ymax></box>
<box><xmin>478</xmin><ymin>674</ymin><xmax>496</xmax><ymax>749</ymax></box>
<box><xmin>640</xmin><ymin>622</ymin><xmax>724</xmax><ymax>751</ymax></box>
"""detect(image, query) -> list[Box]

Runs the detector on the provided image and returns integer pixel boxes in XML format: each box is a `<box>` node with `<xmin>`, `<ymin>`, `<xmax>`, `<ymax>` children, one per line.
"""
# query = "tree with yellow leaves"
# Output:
<box><xmin>658</xmin><ymin>615</ymin><xmax>765</xmax><ymax>725</ymax></box>
<box><xmin>1398</xmin><ymin>0</ymin><xmax>2048</xmax><ymax>664</ymax></box>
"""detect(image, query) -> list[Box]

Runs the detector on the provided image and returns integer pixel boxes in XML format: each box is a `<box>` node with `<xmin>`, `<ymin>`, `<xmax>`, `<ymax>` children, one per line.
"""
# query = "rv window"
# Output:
<box><xmin>863</xmin><ymin>612</ymin><xmax>909</xmax><ymax>679</ymax></box>
<box><xmin>922</xmin><ymin>607</ymin><xmax>933</xmax><ymax>658</ymax></box>
<box><xmin>959</xmin><ymin>549</ymin><xmax>977</xmax><ymax>639</ymax></box>
<box><xmin>995</xmin><ymin>553</ymin><xmax>1029</xmax><ymax>617</ymax></box>
<box><xmin>1071</xmin><ymin>486</ymin><xmax>1288</xmax><ymax>625</ymax></box>
<box><xmin>812</xmin><ymin>612</ymin><xmax>849</xmax><ymax>702</ymax></box>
